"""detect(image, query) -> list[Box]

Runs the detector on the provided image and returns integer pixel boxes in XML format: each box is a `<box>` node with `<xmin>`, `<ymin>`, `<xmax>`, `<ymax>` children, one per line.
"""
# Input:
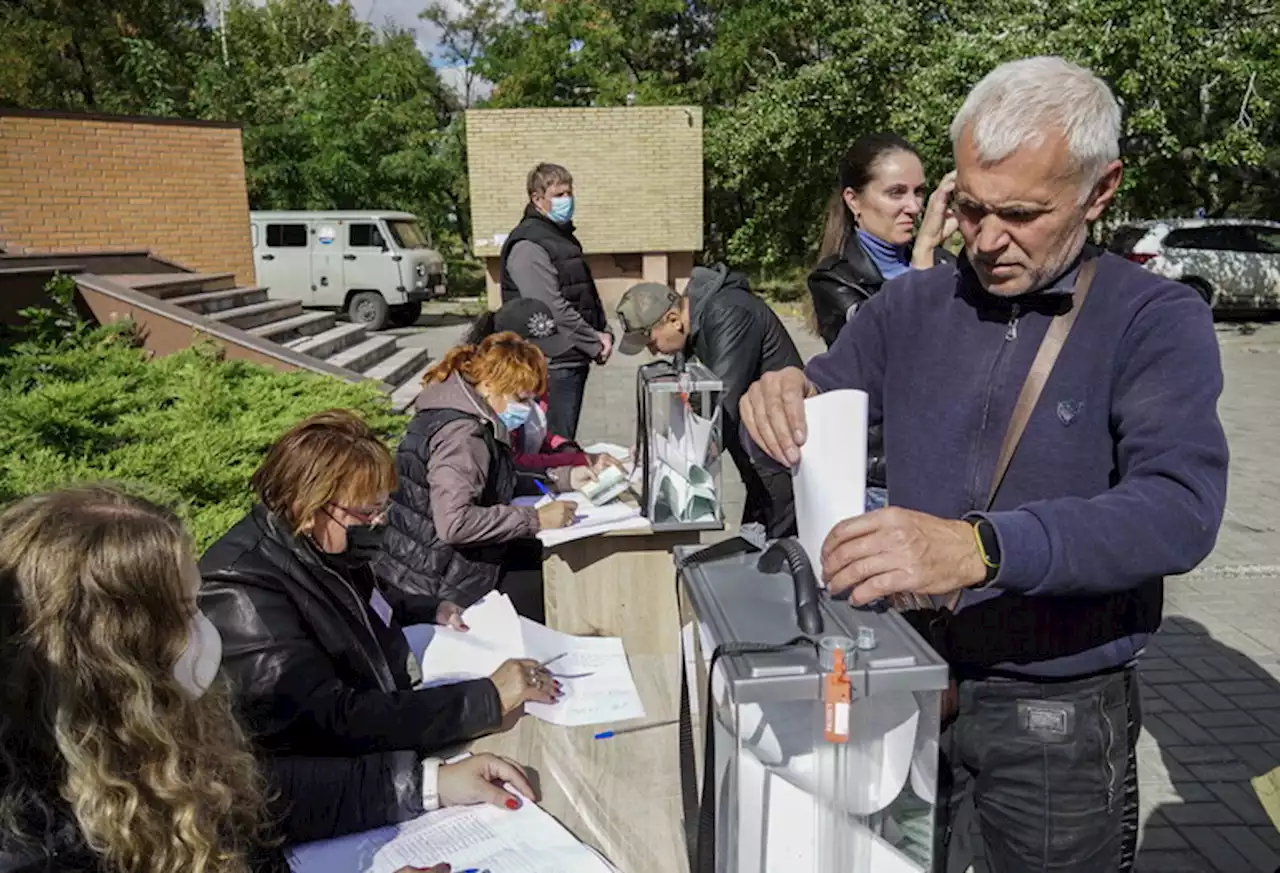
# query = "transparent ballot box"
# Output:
<box><xmin>677</xmin><ymin>541</ymin><xmax>948</xmax><ymax>873</ymax></box>
<box><xmin>635</xmin><ymin>360</ymin><xmax>725</xmax><ymax>532</ymax></box>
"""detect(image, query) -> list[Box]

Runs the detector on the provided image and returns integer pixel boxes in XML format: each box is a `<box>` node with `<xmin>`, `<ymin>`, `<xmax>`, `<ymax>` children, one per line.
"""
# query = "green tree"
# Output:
<box><xmin>193</xmin><ymin>0</ymin><xmax>465</xmax><ymax>253</ymax></box>
<box><xmin>0</xmin><ymin>0</ymin><xmax>210</xmax><ymax>114</ymax></box>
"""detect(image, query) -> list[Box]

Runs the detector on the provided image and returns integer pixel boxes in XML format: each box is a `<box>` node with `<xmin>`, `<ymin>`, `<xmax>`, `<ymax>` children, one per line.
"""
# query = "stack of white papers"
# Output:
<box><xmin>287</xmin><ymin>786</ymin><xmax>616</xmax><ymax>873</ymax></box>
<box><xmin>416</xmin><ymin>594</ymin><xmax>645</xmax><ymax>727</ymax></box>
<box><xmin>520</xmin><ymin>491</ymin><xmax>649</xmax><ymax>547</ymax></box>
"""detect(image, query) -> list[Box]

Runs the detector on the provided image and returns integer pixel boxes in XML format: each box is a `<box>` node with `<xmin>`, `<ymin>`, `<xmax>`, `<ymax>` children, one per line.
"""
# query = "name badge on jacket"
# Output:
<box><xmin>369</xmin><ymin>588</ymin><xmax>394</xmax><ymax>627</ymax></box>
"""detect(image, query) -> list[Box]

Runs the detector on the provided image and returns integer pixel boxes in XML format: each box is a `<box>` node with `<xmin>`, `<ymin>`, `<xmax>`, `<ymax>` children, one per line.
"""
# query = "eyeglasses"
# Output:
<box><xmin>329</xmin><ymin>500</ymin><xmax>390</xmax><ymax>524</ymax></box>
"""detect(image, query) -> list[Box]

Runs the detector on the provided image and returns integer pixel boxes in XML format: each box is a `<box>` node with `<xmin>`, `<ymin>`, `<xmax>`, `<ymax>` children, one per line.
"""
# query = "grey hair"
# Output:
<box><xmin>951</xmin><ymin>56</ymin><xmax>1121</xmax><ymax>195</ymax></box>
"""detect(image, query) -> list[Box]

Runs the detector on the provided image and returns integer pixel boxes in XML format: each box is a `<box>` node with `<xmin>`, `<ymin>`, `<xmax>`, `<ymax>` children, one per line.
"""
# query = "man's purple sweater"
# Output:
<box><xmin>805</xmin><ymin>250</ymin><xmax>1229</xmax><ymax>679</ymax></box>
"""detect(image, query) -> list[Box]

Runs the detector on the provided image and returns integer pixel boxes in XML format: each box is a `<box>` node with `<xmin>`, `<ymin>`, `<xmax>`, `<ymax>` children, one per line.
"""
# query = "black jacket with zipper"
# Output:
<box><xmin>806</xmin><ymin>236</ymin><xmax>954</xmax><ymax>488</ymax></box>
<box><xmin>198</xmin><ymin>505</ymin><xmax>503</xmax><ymax>844</ymax></box>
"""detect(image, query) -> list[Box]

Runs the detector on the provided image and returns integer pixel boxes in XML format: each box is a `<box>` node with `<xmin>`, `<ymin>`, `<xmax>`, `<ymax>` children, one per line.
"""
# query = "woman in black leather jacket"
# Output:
<box><xmin>199</xmin><ymin>411</ymin><xmax>558</xmax><ymax>844</ymax></box>
<box><xmin>806</xmin><ymin>133</ymin><xmax>957</xmax><ymax>508</ymax></box>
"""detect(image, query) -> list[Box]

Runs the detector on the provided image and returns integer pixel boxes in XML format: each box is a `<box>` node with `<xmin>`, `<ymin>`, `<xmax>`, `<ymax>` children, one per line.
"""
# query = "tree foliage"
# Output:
<box><xmin>1</xmin><ymin>0</ymin><xmax>1277</xmax><ymax>270</ymax></box>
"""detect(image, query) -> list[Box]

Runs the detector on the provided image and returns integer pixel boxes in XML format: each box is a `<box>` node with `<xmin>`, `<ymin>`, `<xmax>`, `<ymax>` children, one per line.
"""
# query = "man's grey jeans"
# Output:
<box><xmin>934</xmin><ymin>667</ymin><xmax>1141</xmax><ymax>872</ymax></box>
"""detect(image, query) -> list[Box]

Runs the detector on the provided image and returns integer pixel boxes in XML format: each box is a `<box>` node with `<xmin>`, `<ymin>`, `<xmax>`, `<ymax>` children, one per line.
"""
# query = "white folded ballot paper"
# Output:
<box><xmin>792</xmin><ymin>389</ymin><xmax>869</xmax><ymax>574</ymax></box>
<box><xmin>287</xmin><ymin>786</ymin><xmax>615</xmax><ymax>873</ymax></box>
<box><xmin>414</xmin><ymin>593</ymin><xmax>646</xmax><ymax>727</ymax></box>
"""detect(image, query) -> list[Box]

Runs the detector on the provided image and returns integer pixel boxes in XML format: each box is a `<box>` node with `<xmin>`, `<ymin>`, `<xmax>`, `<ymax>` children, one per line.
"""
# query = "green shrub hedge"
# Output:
<box><xmin>0</xmin><ymin>277</ymin><xmax>408</xmax><ymax>551</ymax></box>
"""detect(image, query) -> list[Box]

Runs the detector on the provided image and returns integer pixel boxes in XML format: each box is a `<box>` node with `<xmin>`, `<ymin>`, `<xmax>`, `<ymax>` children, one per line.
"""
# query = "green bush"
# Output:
<box><xmin>0</xmin><ymin>276</ymin><xmax>408</xmax><ymax>552</ymax></box>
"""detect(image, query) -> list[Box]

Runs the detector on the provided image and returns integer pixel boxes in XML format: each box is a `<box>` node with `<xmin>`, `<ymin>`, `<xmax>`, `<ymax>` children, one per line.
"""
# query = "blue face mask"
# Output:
<box><xmin>548</xmin><ymin>195</ymin><xmax>575</xmax><ymax>225</ymax></box>
<box><xmin>498</xmin><ymin>401</ymin><xmax>532</xmax><ymax>431</ymax></box>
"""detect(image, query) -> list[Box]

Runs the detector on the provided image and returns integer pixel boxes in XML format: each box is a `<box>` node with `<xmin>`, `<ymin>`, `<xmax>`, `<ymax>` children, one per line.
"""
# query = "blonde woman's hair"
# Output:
<box><xmin>0</xmin><ymin>485</ymin><xmax>269</xmax><ymax>873</ymax></box>
<box><xmin>251</xmin><ymin>409</ymin><xmax>398</xmax><ymax>533</ymax></box>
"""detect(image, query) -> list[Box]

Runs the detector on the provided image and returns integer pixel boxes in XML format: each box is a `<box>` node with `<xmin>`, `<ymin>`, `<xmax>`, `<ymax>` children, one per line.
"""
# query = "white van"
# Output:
<box><xmin>249</xmin><ymin>211</ymin><xmax>447</xmax><ymax>330</ymax></box>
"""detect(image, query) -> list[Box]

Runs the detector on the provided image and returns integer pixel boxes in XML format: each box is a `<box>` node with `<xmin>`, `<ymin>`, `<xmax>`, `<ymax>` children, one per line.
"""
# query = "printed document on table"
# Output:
<box><xmin>520</xmin><ymin>618</ymin><xmax>646</xmax><ymax>726</ymax></box>
<box><xmin>287</xmin><ymin>790</ymin><xmax>614</xmax><ymax>873</ymax></box>
<box><xmin>414</xmin><ymin>594</ymin><xmax>645</xmax><ymax>727</ymax></box>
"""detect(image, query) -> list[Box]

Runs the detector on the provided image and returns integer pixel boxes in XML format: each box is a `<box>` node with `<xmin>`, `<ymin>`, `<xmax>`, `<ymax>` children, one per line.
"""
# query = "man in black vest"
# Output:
<box><xmin>498</xmin><ymin>163</ymin><xmax>612</xmax><ymax>440</ymax></box>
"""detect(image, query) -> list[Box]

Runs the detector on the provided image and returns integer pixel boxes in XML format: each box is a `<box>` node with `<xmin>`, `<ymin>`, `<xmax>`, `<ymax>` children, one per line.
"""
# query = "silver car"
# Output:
<box><xmin>1108</xmin><ymin>218</ymin><xmax>1280</xmax><ymax>311</ymax></box>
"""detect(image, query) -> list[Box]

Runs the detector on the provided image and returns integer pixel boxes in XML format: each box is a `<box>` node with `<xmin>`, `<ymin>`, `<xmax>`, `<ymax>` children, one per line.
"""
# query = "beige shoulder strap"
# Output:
<box><xmin>983</xmin><ymin>257</ymin><xmax>1098</xmax><ymax>511</ymax></box>
<box><xmin>934</xmin><ymin>258</ymin><xmax>1098</xmax><ymax>612</ymax></box>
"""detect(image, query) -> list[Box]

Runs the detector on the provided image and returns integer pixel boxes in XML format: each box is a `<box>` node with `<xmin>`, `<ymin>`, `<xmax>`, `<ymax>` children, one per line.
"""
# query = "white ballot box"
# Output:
<box><xmin>676</xmin><ymin>540</ymin><xmax>948</xmax><ymax>873</ymax></box>
<box><xmin>635</xmin><ymin>360</ymin><xmax>725</xmax><ymax>532</ymax></box>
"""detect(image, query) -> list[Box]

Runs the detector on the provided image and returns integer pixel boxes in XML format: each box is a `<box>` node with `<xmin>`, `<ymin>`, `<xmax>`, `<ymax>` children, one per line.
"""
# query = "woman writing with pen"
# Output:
<box><xmin>378</xmin><ymin>331</ymin><xmax>577</xmax><ymax>621</ymax></box>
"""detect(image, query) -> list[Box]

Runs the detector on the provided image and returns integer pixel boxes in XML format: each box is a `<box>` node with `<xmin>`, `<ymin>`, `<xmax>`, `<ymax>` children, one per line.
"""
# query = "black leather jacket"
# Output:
<box><xmin>806</xmin><ymin>237</ymin><xmax>954</xmax><ymax>489</ymax></box>
<box><xmin>198</xmin><ymin>506</ymin><xmax>503</xmax><ymax>844</ymax></box>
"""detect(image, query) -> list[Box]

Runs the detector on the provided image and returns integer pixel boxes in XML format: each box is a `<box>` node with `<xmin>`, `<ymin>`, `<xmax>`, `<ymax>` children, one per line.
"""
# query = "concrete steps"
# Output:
<box><xmin>363</xmin><ymin>345</ymin><xmax>432</xmax><ymax>390</ymax></box>
<box><xmin>208</xmin><ymin>298</ymin><xmax>304</xmax><ymax>330</ymax></box>
<box><xmin>169</xmin><ymin>285</ymin><xmax>268</xmax><ymax>315</ymax></box>
<box><xmin>326</xmin><ymin>334</ymin><xmax>400</xmax><ymax>374</ymax></box>
<box><xmin>288</xmin><ymin>322</ymin><xmax>368</xmax><ymax>359</ymax></box>
<box><xmin>250</xmin><ymin>310</ymin><xmax>335</xmax><ymax>344</ymax></box>
<box><xmin>117</xmin><ymin>266</ymin><xmax>435</xmax><ymax>407</ymax></box>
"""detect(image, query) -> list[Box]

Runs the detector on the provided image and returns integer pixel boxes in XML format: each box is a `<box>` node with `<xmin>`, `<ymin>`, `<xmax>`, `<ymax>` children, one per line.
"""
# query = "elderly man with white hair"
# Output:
<box><xmin>741</xmin><ymin>57</ymin><xmax>1228</xmax><ymax>870</ymax></box>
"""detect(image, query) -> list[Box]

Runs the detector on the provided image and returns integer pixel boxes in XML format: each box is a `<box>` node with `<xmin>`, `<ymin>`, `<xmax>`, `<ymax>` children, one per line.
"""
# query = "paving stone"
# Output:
<box><xmin>1180</xmin><ymin>827</ymin><xmax>1256</xmax><ymax>872</ymax></box>
<box><xmin>1206</xmin><ymin>783</ymin><xmax>1275</xmax><ymax>827</ymax></box>
<box><xmin>1164</xmin><ymin>804</ymin><xmax>1245</xmax><ymax>827</ymax></box>
<box><xmin>1234</xmin><ymin>693</ymin><xmax>1280</xmax><ymax>711</ymax></box>
<box><xmin>1187</xmin><ymin>762</ymin><xmax>1260</xmax><ymax>782</ymax></box>
<box><xmin>1161</xmin><ymin>712</ymin><xmax>1218</xmax><ymax>743</ymax></box>
<box><xmin>1143</xmin><ymin>669</ymin><xmax>1192</xmax><ymax>685</ymax></box>
<box><xmin>1133</xmin><ymin>850</ymin><xmax>1214</xmax><ymax>872</ymax></box>
<box><xmin>1232</xmin><ymin>744</ymin><xmax>1280</xmax><ymax>775</ymax></box>
<box><xmin>1190</xmin><ymin>710</ymin><xmax>1260</xmax><ymax>728</ymax></box>
<box><xmin>1215</xmin><ymin>680</ymin><xmax>1276</xmax><ymax>697</ymax></box>
<box><xmin>1163</xmin><ymin>742</ymin><xmax>1242</xmax><ymax>766</ymax></box>
<box><xmin>1139</xmin><ymin>827</ymin><xmax>1190</xmax><ymax>851</ymax></box>
<box><xmin>1161</xmin><ymin>685</ymin><xmax>1212</xmax><ymax>713</ymax></box>
<box><xmin>1188</xmin><ymin>683</ymin><xmax>1245</xmax><ymax>711</ymax></box>
<box><xmin>1212</xmin><ymin>725</ymin><xmax>1280</xmax><ymax>744</ymax></box>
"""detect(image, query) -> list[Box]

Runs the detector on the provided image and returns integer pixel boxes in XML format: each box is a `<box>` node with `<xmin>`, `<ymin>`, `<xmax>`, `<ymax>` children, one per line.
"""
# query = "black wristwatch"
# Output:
<box><xmin>971</xmin><ymin>517</ymin><xmax>1001</xmax><ymax>584</ymax></box>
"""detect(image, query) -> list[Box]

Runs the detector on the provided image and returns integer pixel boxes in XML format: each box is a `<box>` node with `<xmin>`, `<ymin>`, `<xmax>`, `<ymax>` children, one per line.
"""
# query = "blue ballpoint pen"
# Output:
<box><xmin>533</xmin><ymin>479</ymin><xmax>554</xmax><ymax>499</ymax></box>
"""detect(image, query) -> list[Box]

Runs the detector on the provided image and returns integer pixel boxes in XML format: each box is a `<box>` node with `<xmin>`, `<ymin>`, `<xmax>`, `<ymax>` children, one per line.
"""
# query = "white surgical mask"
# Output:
<box><xmin>173</xmin><ymin>611</ymin><xmax>223</xmax><ymax>699</ymax></box>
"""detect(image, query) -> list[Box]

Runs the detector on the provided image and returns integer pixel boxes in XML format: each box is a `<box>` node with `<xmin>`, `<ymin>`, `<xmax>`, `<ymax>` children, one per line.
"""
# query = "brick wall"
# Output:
<box><xmin>467</xmin><ymin>106</ymin><xmax>703</xmax><ymax>259</ymax></box>
<box><xmin>0</xmin><ymin>110</ymin><xmax>254</xmax><ymax>285</ymax></box>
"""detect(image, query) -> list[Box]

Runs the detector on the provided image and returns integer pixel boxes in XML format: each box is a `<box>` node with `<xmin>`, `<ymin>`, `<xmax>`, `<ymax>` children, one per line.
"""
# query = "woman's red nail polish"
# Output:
<box><xmin>505</xmin><ymin>798</ymin><xmax>521</xmax><ymax>810</ymax></box>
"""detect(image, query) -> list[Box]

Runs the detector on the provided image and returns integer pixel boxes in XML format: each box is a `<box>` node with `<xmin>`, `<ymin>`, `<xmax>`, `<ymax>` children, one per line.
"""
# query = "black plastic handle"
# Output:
<box><xmin>260</xmin><ymin>253</ymin><xmax>275</xmax><ymax>261</ymax></box>
<box><xmin>757</xmin><ymin>538</ymin><xmax>824</xmax><ymax>635</ymax></box>
<box><xmin>343</xmin><ymin>254</ymin><xmax>357</xmax><ymax>261</ymax></box>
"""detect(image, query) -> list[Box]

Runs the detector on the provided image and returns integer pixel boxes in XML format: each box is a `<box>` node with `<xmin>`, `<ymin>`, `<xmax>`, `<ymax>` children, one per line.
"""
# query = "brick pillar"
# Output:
<box><xmin>642</xmin><ymin>252</ymin><xmax>670</xmax><ymax>287</ymax></box>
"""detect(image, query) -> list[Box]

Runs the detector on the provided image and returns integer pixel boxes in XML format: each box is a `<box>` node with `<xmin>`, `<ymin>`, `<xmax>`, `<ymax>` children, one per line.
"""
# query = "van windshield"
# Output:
<box><xmin>388</xmin><ymin>220</ymin><xmax>431</xmax><ymax>249</ymax></box>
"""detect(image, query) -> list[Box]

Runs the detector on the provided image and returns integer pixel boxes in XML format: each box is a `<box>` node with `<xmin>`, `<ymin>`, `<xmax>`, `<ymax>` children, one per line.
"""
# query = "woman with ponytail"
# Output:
<box><xmin>806</xmin><ymin>133</ymin><xmax>958</xmax><ymax>508</ymax></box>
<box><xmin>378</xmin><ymin>332</ymin><xmax>576</xmax><ymax>619</ymax></box>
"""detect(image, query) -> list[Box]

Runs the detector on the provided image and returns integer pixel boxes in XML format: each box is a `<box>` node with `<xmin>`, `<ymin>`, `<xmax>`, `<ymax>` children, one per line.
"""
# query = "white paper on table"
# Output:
<box><xmin>580</xmin><ymin>442</ymin><xmax>631</xmax><ymax>463</ymax></box>
<box><xmin>534</xmin><ymin>491</ymin><xmax>648</xmax><ymax>547</ymax></box>
<box><xmin>415</xmin><ymin>595</ymin><xmax>644</xmax><ymax>727</ymax></box>
<box><xmin>414</xmin><ymin>593</ymin><xmax>525</xmax><ymax>687</ymax></box>
<box><xmin>793</xmin><ymin>389</ymin><xmax>868</xmax><ymax>575</ymax></box>
<box><xmin>519</xmin><ymin>618</ymin><xmax>646</xmax><ymax>726</ymax></box>
<box><xmin>287</xmin><ymin>789</ymin><xmax>613</xmax><ymax>873</ymax></box>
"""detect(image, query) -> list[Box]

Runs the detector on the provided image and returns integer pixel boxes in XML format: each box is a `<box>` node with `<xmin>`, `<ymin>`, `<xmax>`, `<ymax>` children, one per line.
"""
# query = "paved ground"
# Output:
<box><xmin>403</xmin><ymin>312</ymin><xmax>1280</xmax><ymax>871</ymax></box>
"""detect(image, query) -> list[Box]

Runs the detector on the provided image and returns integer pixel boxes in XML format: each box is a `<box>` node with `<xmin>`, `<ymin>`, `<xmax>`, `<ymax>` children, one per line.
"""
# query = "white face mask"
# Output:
<box><xmin>173</xmin><ymin>611</ymin><xmax>223</xmax><ymax>699</ymax></box>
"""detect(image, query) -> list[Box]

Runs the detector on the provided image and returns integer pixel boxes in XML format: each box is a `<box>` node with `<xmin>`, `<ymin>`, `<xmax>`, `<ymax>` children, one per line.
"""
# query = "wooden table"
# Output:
<box><xmin>471</xmin><ymin>526</ymin><xmax>705</xmax><ymax>873</ymax></box>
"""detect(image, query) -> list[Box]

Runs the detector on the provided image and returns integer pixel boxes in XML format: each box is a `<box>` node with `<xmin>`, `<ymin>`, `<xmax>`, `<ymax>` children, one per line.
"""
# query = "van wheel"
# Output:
<box><xmin>388</xmin><ymin>301</ymin><xmax>423</xmax><ymax>328</ymax></box>
<box><xmin>348</xmin><ymin>292</ymin><xmax>389</xmax><ymax>330</ymax></box>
